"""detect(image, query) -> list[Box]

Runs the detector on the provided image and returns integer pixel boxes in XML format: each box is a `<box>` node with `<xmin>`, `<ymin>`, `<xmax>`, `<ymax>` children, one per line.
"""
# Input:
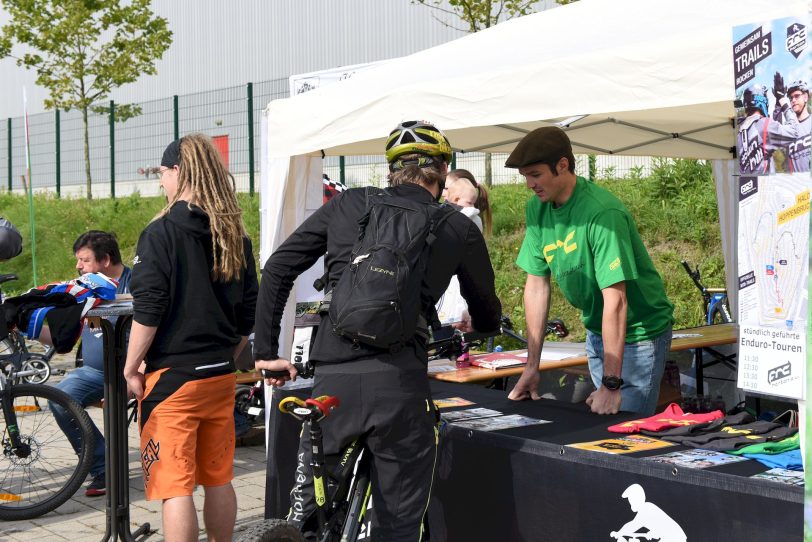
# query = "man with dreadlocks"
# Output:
<box><xmin>254</xmin><ymin>120</ymin><xmax>500</xmax><ymax>541</ymax></box>
<box><xmin>124</xmin><ymin>133</ymin><xmax>258</xmax><ymax>542</ymax></box>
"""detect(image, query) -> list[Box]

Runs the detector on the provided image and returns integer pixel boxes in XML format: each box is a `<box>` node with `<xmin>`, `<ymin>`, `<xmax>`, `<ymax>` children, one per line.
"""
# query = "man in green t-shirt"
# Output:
<box><xmin>505</xmin><ymin>127</ymin><xmax>674</xmax><ymax>415</ymax></box>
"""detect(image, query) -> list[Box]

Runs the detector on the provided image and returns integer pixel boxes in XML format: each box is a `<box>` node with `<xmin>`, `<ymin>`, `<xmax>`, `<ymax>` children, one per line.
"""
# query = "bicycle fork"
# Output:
<box><xmin>0</xmin><ymin>381</ymin><xmax>31</xmax><ymax>458</ymax></box>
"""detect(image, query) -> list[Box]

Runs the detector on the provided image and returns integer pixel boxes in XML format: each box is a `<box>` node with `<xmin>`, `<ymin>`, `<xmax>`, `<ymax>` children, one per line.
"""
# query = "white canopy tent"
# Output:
<box><xmin>260</xmin><ymin>0</ymin><xmax>808</xmax><ymax>357</ymax></box>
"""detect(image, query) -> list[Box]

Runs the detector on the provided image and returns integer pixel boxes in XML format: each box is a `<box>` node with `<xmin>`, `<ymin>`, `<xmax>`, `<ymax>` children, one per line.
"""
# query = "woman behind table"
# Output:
<box><xmin>436</xmin><ymin>169</ymin><xmax>494</xmax><ymax>330</ymax></box>
<box><xmin>124</xmin><ymin>134</ymin><xmax>258</xmax><ymax>542</ymax></box>
<box><xmin>443</xmin><ymin>168</ymin><xmax>492</xmax><ymax>237</ymax></box>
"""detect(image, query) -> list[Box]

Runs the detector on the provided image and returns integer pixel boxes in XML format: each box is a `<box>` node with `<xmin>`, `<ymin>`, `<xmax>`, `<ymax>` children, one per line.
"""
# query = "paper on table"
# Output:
<box><xmin>539</xmin><ymin>342</ymin><xmax>586</xmax><ymax>361</ymax></box>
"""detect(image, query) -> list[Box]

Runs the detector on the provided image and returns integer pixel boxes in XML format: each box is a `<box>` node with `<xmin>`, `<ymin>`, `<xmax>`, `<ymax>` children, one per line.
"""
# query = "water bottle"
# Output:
<box><xmin>494</xmin><ymin>345</ymin><xmax>503</xmax><ymax>352</ymax></box>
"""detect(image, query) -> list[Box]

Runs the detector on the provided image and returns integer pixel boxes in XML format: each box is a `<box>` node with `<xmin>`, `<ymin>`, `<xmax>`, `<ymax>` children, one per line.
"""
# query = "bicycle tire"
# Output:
<box><xmin>0</xmin><ymin>384</ymin><xmax>95</xmax><ymax>520</ymax></box>
<box><xmin>237</xmin><ymin>519</ymin><xmax>306</xmax><ymax>542</ymax></box>
<box><xmin>235</xmin><ymin>385</ymin><xmax>257</xmax><ymax>423</ymax></box>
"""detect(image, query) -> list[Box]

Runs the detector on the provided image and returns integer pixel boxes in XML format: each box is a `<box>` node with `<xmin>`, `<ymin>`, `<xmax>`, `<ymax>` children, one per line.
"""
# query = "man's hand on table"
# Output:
<box><xmin>255</xmin><ymin>358</ymin><xmax>297</xmax><ymax>387</ymax></box>
<box><xmin>585</xmin><ymin>386</ymin><xmax>621</xmax><ymax>415</ymax></box>
<box><xmin>508</xmin><ymin>371</ymin><xmax>541</xmax><ymax>401</ymax></box>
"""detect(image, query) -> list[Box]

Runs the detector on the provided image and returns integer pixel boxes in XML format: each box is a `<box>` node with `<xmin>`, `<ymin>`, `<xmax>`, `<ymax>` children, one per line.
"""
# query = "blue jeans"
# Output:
<box><xmin>586</xmin><ymin>325</ymin><xmax>672</xmax><ymax>415</ymax></box>
<box><xmin>51</xmin><ymin>366</ymin><xmax>105</xmax><ymax>478</ymax></box>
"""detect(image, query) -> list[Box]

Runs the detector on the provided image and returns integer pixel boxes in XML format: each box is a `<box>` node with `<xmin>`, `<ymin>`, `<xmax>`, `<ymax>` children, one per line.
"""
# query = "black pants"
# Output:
<box><xmin>289</xmin><ymin>351</ymin><xmax>437</xmax><ymax>542</ymax></box>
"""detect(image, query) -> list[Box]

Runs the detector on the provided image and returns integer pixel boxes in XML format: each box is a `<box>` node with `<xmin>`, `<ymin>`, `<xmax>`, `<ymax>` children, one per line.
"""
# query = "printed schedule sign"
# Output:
<box><xmin>737</xmin><ymin>174</ymin><xmax>808</xmax><ymax>399</ymax></box>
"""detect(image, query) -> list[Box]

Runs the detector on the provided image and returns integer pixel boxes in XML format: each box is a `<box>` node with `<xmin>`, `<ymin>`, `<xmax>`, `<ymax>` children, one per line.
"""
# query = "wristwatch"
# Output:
<box><xmin>601</xmin><ymin>375</ymin><xmax>624</xmax><ymax>391</ymax></box>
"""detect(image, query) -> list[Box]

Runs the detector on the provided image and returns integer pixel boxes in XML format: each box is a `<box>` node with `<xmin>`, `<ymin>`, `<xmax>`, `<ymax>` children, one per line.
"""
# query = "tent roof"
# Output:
<box><xmin>265</xmin><ymin>0</ymin><xmax>807</xmax><ymax>160</ymax></box>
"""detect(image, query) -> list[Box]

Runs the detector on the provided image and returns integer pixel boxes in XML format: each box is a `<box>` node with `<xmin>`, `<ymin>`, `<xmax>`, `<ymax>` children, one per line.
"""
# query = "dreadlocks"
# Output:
<box><xmin>157</xmin><ymin>133</ymin><xmax>247</xmax><ymax>282</ymax></box>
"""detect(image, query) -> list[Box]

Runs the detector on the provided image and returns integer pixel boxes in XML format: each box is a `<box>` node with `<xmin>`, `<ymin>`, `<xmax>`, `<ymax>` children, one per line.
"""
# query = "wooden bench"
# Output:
<box><xmin>236</xmin><ymin>370</ymin><xmax>262</xmax><ymax>385</ymax></box>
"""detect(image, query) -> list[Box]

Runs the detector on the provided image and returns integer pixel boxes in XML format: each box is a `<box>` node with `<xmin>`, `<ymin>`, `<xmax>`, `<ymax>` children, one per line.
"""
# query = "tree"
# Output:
<box><xmin>0</xmin><ymin>0</ymin><xmax>172</xmax><ymax>199</ymax></box>
<box><xmin>412</xmin><ymin>0</ymin><xmax>540</xmax><ymax>32</ymax></box>
<box><xmin>413</xmin><ymin>1</ymin><xmax>542</xmax><ymax>186</ymax></box>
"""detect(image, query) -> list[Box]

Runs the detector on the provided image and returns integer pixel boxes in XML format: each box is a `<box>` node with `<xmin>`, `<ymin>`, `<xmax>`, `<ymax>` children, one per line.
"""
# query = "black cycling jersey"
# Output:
<box><xmin>254</xmin><ymin>182</ymin><xmax>501</xmax><ymax>363</ymax></box>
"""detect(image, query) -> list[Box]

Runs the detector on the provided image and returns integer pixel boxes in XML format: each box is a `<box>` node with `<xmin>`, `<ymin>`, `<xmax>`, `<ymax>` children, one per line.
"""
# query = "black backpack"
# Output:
<box><xmin>328</xmin><ymin>187</ymin><xmax>454</xmax><ymax>351</ymax></box>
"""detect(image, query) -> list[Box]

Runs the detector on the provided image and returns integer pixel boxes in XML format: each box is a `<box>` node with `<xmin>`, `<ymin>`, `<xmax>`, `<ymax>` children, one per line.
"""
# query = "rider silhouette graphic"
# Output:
<box><xmin>611</xmin><ymin>484</ymin><xmax>687</xmax><ymax>542</ymax></box>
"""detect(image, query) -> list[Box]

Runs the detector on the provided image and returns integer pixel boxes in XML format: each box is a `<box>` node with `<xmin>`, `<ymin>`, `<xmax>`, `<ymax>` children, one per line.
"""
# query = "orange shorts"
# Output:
<box><xmin>138</xmin><ymin>368</ymin><xmax>236</xmax><ymax>500</ymax></box>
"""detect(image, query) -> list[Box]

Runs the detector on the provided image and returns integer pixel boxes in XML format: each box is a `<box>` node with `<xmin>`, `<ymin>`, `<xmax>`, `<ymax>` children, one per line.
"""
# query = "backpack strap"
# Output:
<box><xmin>425</xmin><ymin>203</ymin><xmax>457</xmax><ymax>246</ymax></box>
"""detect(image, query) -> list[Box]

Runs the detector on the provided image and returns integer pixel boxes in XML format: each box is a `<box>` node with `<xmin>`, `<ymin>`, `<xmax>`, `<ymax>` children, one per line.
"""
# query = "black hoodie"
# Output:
<box><xmin>130</xmin><ymin>201</ymin><xmax>258</xmax><ymax>371</ymax></box>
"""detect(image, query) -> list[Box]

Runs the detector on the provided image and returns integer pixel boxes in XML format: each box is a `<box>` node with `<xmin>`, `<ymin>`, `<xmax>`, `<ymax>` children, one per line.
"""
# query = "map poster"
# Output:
<box><xmin>737</xmin><ymin>173</ymin><xmax>809</xmax><ymax>399</ymax></box>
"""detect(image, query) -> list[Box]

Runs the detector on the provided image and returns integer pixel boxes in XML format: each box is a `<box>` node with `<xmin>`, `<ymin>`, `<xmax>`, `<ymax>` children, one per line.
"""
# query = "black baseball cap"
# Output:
<box><xmin>161</xmin><ymin>139</ymin><xmax>182</xmax><ymax>168</ymax></box>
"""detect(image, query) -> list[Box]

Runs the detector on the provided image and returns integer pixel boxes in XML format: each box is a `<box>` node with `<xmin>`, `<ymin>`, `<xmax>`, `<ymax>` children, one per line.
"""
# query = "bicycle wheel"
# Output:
<box><xmin>237</xmin><ymin>519</ymin><xmax>305</xmax><ymax>542</ymax></box>
<box><xmin>0</xmin><ymin>384</ymin><xmax>95</xmax><ymax>520</ymax></box>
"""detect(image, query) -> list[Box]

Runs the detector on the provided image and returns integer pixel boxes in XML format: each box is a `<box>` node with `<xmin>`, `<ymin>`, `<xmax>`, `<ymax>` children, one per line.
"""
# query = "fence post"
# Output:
<box><xmin>173</xmin><ymin>95</ymin><xmax>179</xmax><ymax>141</ymax></box>
<box><xmin>484</xmin><ymin>152</ymin><xmax>492</xmax><ymax>187</ymax></box>
<box><xmin>588</xmin><ymin>154</ymin><xmax>596</xmax><ymax>182</ymax></box>
<box><xmin>451</xmin><ymin>151</ymin><xmax>456</xmax><ymax>171</ymax></box>
<box><xmin>6</xmin><ymin>118</ymin><xmax>11</xmax><ymax>192</ymax></box>
<box><xmin>109</xmin><ymin>100</ymin><xmax>115</xmax><ymax>199</ymax></box>
<box><xmin>55</xmin><ymin>109</ymin><xmax>61</xmax><ymax>197</ymax></box>
<box><xmin>247</xmin><ymin>82</ymin><xmax>255</xmax><ymax>196</ymax></box>
<box><xmin>339</xmin><ymin>156</ymin><xmax>345</xmax><ymax>185</ymax></box>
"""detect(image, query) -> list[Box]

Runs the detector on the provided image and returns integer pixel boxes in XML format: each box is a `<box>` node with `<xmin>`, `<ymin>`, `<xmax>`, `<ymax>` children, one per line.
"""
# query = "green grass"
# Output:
<box><xmin>1</xmin><ymin>164</ymin><xmax>725</xmax><ymax>346</ymax></box>
<box><xmin>0</xmin><ymin>191</ymin><xmax>260</xmax><ymax>295</ymax></box>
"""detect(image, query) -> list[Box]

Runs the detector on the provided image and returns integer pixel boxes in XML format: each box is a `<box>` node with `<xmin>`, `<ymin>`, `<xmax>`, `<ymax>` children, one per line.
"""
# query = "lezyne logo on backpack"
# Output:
<box><xmin>328</xmin><ymin>188</ymin><xmax>453</xmax><ymax>351</ymax></box>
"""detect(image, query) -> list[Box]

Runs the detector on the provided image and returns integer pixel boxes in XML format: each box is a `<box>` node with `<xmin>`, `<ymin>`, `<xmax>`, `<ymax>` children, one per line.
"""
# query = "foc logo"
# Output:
<box><xmin>767</xmin><ymin>361</ymin><xmax>792</xmax><ymax>384</ymax></box>
<box><xmin>786</xmin><ymin>23</ymin><xmax>807</xmax><ymax>59</ymax></box>
<box><xmin>738</xmin><ymin>177</ymin><xmax>758</xmax><ymax>201</ymax></box>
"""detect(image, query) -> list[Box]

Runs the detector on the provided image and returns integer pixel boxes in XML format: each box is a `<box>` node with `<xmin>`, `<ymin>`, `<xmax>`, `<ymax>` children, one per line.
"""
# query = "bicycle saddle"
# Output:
<box><xmin>0</xmin><ymin>274</ymin><xmax>18</xmax><ymax>285</ymax></box>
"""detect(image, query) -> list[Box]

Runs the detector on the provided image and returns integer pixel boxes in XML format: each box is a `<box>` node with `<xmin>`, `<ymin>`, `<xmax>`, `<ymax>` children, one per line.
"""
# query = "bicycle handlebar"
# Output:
<box><xmin>261</xmin><ymin>360</ymin><xmax>314</xmax><ymax>380</ymax></box>
<box><xmin>681</xmin><ymin>260</ymin><xmax>704</xmax><ymax>291</ymax></box>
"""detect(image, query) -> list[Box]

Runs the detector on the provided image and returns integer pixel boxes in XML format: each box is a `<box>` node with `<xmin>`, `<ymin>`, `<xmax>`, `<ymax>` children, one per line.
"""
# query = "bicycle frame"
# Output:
<box><xmin>681</xmin><ymin>260</ymin><xmax>732</xmax><ymax>325</ymax></box>
<box><xmin>278</xmin><ymin>390</ymin><xmax>375</xmax><ymax>541</ymax></box>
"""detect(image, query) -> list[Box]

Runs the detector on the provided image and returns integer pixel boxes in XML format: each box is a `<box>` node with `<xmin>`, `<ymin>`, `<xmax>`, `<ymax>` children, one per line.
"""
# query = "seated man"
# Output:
<box><xmin>50</xmin><ymin>231</ymin><xmax>131</xmax><ymax>497</ymax></box>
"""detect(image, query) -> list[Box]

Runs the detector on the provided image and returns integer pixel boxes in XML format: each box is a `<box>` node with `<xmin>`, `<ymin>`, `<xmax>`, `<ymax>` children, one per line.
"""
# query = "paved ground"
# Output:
<box><xmin>0</xmin><ymin>352</ymin><xmax>271</xmax><ymax>542</ymax></box>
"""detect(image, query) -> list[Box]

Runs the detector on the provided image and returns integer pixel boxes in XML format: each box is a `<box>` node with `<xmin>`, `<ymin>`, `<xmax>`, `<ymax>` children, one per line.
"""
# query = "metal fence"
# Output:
<box><xmin>1</xmin><ymin>78</ymin><xmax>655</xmax><ymax>198</ymax></box>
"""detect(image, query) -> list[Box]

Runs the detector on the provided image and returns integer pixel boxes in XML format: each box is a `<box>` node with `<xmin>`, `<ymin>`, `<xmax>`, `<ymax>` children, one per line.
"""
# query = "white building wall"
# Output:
<box><xmin>0</xmin><ymin>0</ymin><xmax>556</xmax><ymax>118</ymax></box>
<box><xmin>0</xmin><ymin>0</ymin><xmax>563</xmax><ymax>193</ymax></box>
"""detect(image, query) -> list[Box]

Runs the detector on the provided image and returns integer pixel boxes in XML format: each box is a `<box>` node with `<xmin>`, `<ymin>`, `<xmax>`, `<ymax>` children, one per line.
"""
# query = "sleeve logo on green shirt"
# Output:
<box><xmin>543</xmin><ymin>230</ymin><xmax>578</xmax><ymax>263</ymax></box>
<box><xmin>609</xmin><ymin>257</ymin><xmax>621</xmax><ymax>271</ymax></box>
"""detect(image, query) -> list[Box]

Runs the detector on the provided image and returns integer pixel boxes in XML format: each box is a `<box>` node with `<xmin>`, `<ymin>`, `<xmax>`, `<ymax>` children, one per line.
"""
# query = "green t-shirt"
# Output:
<box><xmin>728</xmin><ymin>432</ymin><xmax>799</xmax><ymax>455</ymax></box>
<box><xmin>516</xmin><ymin>177</ymin><xmax>673</xmax><ymax>342</ymax></box>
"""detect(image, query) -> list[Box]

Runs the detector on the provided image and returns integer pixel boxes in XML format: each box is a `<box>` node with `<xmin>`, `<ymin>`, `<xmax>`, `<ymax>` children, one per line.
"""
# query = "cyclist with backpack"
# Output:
<box><xmin>254</xmin><ymin>120</ymin><xmax>501</xmax><ymax>542</ymax></box>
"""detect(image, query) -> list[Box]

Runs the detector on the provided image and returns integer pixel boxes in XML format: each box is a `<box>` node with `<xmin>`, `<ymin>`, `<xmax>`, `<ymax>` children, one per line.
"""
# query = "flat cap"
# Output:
<box><xmin>505</xmin><ymin>126</ymin><xmax>572</xmax><ymax>169</ymax></box>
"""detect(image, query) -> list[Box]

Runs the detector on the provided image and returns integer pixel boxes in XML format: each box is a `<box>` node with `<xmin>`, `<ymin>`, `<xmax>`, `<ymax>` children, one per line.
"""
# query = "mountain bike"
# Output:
<box><xmin>239</xmin><ymin>361</ymin><xmax>372</xmax><ymax>542</ymax></box>
<box><xmin>681</xmin><ymin>260</ymin><xmax>733</xmax><ymax>325</ymax></box>
<box><xmin>0</xmin><ymin>273</ymin><xmax>96</xmax><ymax>520</ymax></box>
<box><xmin>0</xmin><ymin>343</ymin><xmax>96</xmax><ymax>520</ymax></box>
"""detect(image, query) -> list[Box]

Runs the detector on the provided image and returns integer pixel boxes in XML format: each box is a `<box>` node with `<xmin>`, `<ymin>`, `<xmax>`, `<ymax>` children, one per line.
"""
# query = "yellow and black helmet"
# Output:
<box><xmin>385</xmin><ymin>121</ymin><xmax>453</xmax><ymax>165</ymax></box>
